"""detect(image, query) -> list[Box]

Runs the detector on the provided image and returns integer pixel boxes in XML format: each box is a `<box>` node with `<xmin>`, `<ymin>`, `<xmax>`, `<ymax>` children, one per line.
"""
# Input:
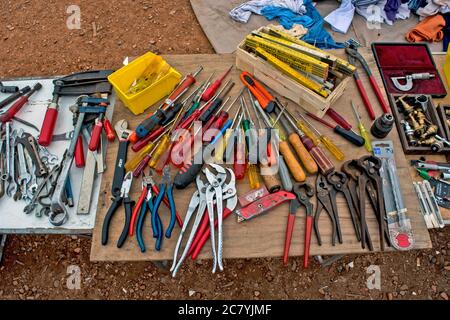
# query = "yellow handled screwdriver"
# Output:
<box><xmin>351</xmin><ymin>101</ymin><xmax>372</xmax><ymax>152</ymax></box>
<box><xmin>286</xmin><ymin>109</ymin><xmax>320</xmax><ymax>146</ymax></box>
<box><xmin>296</xmin><ymin>111</ymin><xmax>345</xmax><ymax>161</ymax></box>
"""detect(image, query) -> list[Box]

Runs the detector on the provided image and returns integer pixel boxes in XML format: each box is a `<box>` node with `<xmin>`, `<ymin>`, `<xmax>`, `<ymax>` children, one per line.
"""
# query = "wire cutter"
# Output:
<box><xmin>151</xmin><ymin>165</ymin><xmax>176</xmax><ymax>251</ymax></box>
<box><xmin>345</xmin><ymin>45</ymin><xmax>390</xmax><ymax>119</ymax></box>
<box><xmin>134</xmin><ymin>171</ymin><xmax>156</xmax><ymax>252</ymax></box>
<box><xmin>314</xmin><ymin>174</ymin><xmax>342</xmax><ymax>246</ymax></box>
<box><xmin>283</xmin><ymin>183</ymin><xmax>314</xmax><ymax>268</ymax></box>
<box><xmin>101</xmin><ymin>171</ymin><xmax>134</xmax><ymax>248</ymax></box>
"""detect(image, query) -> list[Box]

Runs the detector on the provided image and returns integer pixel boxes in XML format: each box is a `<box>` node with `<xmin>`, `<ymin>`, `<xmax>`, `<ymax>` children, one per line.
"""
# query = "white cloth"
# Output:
<box><xmin>356</xmin><ymin>0</ymin><xmax>410</xmax><ymax>26</ymax></box>
<box><xmin>417</xmin><ymin>0</ymin><xmax>450</xmax><ymax>18</ymax></box>
<box><xmin>229</xmin><ymin>0</ymin><xmax>306</xmax><ymax>23</ymax></box>
<box><xmin>324</xmin><ymin>0</ymin><xmax>356</xmax><ymax>34</ymax></box>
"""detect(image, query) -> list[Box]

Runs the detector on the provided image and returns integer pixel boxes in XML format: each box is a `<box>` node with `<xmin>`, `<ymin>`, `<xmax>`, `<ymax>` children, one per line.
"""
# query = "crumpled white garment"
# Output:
<box><xmin>324</xmin><ymin>0</ymin><xmax>356</xmax><ymax>34</ymax></box>
<box><xmin>229</xmin><ymin>0</ymin><xmax>306</xmax><ymax>23</ymax></box>
<box><xmin>356</xmin><ymin>0</ymin><xmax>410</xmax><ymax>26</ymax></box>
<box><xmin>417</xmin><ymin>0</ymin><xmax>450</xmax><ymax>18</ymax></box>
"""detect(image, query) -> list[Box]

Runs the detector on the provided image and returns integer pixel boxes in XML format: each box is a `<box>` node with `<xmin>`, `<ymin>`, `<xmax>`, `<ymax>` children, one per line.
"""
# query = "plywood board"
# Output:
<box><xmin>91</xmin><ymin>50</ymin><xmax>432</xmax><ymax>262</ymax></box>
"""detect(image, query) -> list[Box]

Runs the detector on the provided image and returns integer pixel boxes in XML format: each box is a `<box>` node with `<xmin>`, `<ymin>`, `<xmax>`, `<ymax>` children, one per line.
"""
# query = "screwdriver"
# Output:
<box><xmin>296</xmin><ymin>112</ymin><xmax>345</xmax><ymax>161</ymax></box>
<box><xmin>275</xmin><ymin>101</ymin><xmax>318</xmax><ymax>175</ymax></box>
<box><xmin>279</xmin><ymin>101</ymin><xmax>334</xmax><ymax>175</ymax></box>
<box><xmin>201</xmin><ymin>65</ymin><xmax>233</xmax><ymax>102</ymax></box>
<box><xmin>125</xmin><ymin>129</ymin><xmax>167</xmax><ymax>172</ymax></box>
<box><xmin>135</xmin><ymin>66</ymin><xmax>203</xmax><ymax>138</ymax></box>
<box><xmin>234</xmin><ymin>112</ymin><xmax>247</xmax><ymax>180</ymax></box>
<box><xmin>241</xmin><ymin>97</ymin><xmax>260</xmax><ymax>189</ymax></box>
<box><xmin>351</xmin><ymin>101</ymin><xmax>372</xmax><ymax>152</ymax></box>
<box><xmin>160</xmin><ymin>85</ymin><xmax>202</xmax><ymax>126</ymax></box>
<box><xmin>326</xmin><ymin>108</ymin><xmax>352</xmax><ymax>131</ymax></box>
<box><xmin>183</xmin><ymin>72</ymin><xmax>215</xmax><ymax>120</ymax></box>
<box><xmin>131</xmin><ymin>119</ymin><xmax>175</xmax><ymax>152</ymax></box>
<box><xmin>214</xmin><ymin>106</ymin><xmax>242</xmax><ymax>163</ymax></box>
<box><xmin>198</xmin><ymin>80</ymin><xmax>235</xmax><ymax>123</ymax></box>
<box><xmin>255</xmin><ymin>101</ymin><xmax>306</xmax><ymax>182</ymax></box>
<box><xmin>306</xmin><ymin>112</ymin><xmax>365</xmax><ymax>147</ymax></box>
<box><xmin>285</xmin><ymin>109</ymin><xmax>320</xmax><ymax>146</ymax></box>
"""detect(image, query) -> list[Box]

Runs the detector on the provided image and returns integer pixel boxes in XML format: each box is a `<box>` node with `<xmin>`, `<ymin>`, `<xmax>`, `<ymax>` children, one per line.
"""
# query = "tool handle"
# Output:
<box><xmin>164</xmin><ymin>184</ymin><xmax>176</xmax><ymax>238</ymax></box>
<box><xmin>326</xmin><ymin>108</ymin><xmax>352</xmax><ymax>130</ymax></box>
<box><xmin>359</xmin><ymin>124</ymin><xmax>373</xmax><ymax>152</ymax></box>
<box><xmin>126</xmin><ymin>143</ymin><xmax>154</xmax><ymax>172</ymax></box>
<box><xmin>103</xmin><ymin>118</ymin><xmax>115</xmax><ymax>142</ymax></box>
<box><xmin>111</xmin><ymin>140</ymin><xmax>128</xmax><ymax>197</ymax></box>
<box><xmin>334</xmin><ymin>126</ymin><xmax>365</xmax><ymax>147</ymax></box>
<box><xmin>247</xmin><ymin>164</ymin><xmax>260</xmax><ymax>189</ymax></box>
<box><xmin>88</xmin><ymin>120</ymin><xmax>103</xmax><ymax>151</ymax></box>
<box><xmin>38</xmin><ymin>107</ymin><xmax>58</xmax><ymax>146</ymax></box>
<box><xmin>160</xmin><ymin>102</ymin><xmax>183</xmax><ymax>126</ymax></box>
<box><xmin>74</xmin><ymin>135</ymin><xmax>85</xmax><ymax>168</ymax></box>
<box><xmin>0</xmin><ymin>86</ymin><xmax>30</xmax><ymax>109</ymax></box>
<box><xmin>319</xmin><ymin>135</ymin><xmax>344</xmax><ymax>161</ymax></box>
<box><xmin>168</xmin><ymin>75</ymin><xmax>196</xmax><ymax>103</ymax></box>
<box><xmin>129</xmin><ymin>188</ymin><xmax>147</xmax><ymax>236</ymax></box>
<box><xmin>234</xmin><ymin>130</ymin><xmax>247</xmax><ymax>180</ymax></box>
<box><xmin>136</xmin><ymin>203</ymin><xmax>149</xmax><ymax>252</ymax></box>
<box><xmin>240</xmin><ymin>72</ymin><xmax>275</xmax><ymax>113</ymax></box>
<box><xmin>135</xmin><ymin>114</ymin><xmax>162</xmax><ymax>138</ymax></box>
<box><xmin>199</xmin><ymin>99</ymin><xmax>222</xmax><ymax>123</ymax></box>
<box><xmin>214</xmin><ymin>128</ymin><xmax>232</xmax><ymax>162</ymax></box>
<box><xmin>310</xmin><ymin>146</ymin><xmax>335</xmax><ymax>175</ymax></box>
<box><xmin>201</xmin><ymin>81</ymin><xmax>221</xmax><ymax>102</ymax></box>
<box><xmin>101</xmin><ymin>197</ymin><xmax>123</xmax><ymax>245</ymax></box>
<box><xmin>297</xmin><ymin>121</ymin><xmax>320</xmax><ymax>146</ymax></box>
<box><xmin>151</xmin><ymin>185</ymin><xmax>183</xmax><ymax>227</ymax></box>
<box><xmin>131</xmin><ymin>126</ymin><xmax>163</xmax><ymax>152</ymax></box>
<box><xmin>148</xmin><ymin>135</ymin><xmax>170</xmax><ymax>168</ymax></box>
<box><xmin>283</xmin><ymin>213</ymin><xmax>296</xmax><ymax>265</ymax></box>
<box><xmin>117</xmin><ymin>197</ymin><xmax>134</xmax><ymax>248</ymax></box>
<box><xmin>154</xmin><ymin>144</ymin><xmax>172</xmax><ymax>173</ymax></box>
<box><xmin>368</xmin><ymin>75</ymin><xmax>389</xmax><ymax>114</ymax></box>
<box><xmin>174</xmin><ymin>161</ymin><xmax>203</xmax><ymax>189</ymax></box>
<box><xmin>277</xmin><ymin>156</ymin><xmax>292</xmax><ymax>192</ymax></box>
<box><xmin>133</xmin><ymin>154</ymin><xmax>151</xmax><ymax>178</ymax></box>
<box><xmin>288</xmin><ymin>134</ymin><xmax>318</xmax><ymax>174</ymax></box>
<box><xmin>303</xmin><ymin>216</ymin><xmax>313</xmax><ymax>268</ymax></box>
<box><xmin>279</xmin><ymin>141</ymin><xmax>306</xmax><ymax>182</ymax></box>
<box><xmin>355</xmin><ymin>77</ymin><xmax>376</xmax><ymax>120</ymax></box>
<box><xmin>260</xmin><ymin>166</ymin><xmax>282</xmax><ymax>193</ymax></box>
<box><xmin>0</xmin><ymin>96</ymin><xmax>28</xmax><ymax>123</ymax></box>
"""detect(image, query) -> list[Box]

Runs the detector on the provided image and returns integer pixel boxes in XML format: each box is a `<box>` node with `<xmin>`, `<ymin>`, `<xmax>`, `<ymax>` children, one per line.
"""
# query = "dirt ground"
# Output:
<box><xmin>0</xmin><ymin>0</ymin><xmax>449</xmax><ymax>300</ymax></box>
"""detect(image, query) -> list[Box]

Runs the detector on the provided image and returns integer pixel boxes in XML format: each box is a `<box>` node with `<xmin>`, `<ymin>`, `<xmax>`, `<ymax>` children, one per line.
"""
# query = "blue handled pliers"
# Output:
<box><xmin>151</xmin><ymin>165</ymin><xmax>176</xmax><ymax>251</ymax></box>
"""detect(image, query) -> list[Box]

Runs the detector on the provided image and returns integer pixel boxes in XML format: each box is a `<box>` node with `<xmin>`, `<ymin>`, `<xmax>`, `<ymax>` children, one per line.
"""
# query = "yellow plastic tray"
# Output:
<box><xmin>108</xmin><ymin>52</ymin><xmax>181</xmax><ymax>115</ymax></box>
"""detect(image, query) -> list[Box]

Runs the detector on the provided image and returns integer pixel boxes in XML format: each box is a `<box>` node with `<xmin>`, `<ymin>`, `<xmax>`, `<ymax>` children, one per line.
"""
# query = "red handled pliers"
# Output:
<box><xmin>283</xmin><ymin>183</ymin><xmax>315</xmax><ymax>268</ymax></box>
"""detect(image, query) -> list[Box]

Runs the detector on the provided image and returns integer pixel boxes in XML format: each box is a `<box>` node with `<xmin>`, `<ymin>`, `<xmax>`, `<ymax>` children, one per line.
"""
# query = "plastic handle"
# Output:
<box><xmin>125</xmin><ymin>143</ymin><xmax>154</xmax><ymax>172</ymax></box>
<box><xmin>326</xmin><ymin>108</ymin><xmax>352</xmax><ymax>131</ymax></box>
<box><xmin>133</xmin><ymin>154</ymin><xmax>151</xmax><ymax>178</ymax></box>
<box><xmin>320</xmin><ymin>135</ymin><xmax>344</xmax><ymax>161</ymax></box>
<box><xmin>368</xmin><ymin>75</ymin><xmax>390</xmax><ymax>114</ymax></box>
<box><xmin>103</xmin><ymin>119</ymin><xmax>116</xmax><ymax>142</ymax></box>
<box><xmin>38</xmin><ymin>107</ymin><xmax>58</xmax><ymax>146</ymax></box>
<box><xmin>74</xmin><ymin>135</ymin><xmax>85</xmax><ymax>168</ymax></box>
<box><xmin>359</xmin><ymin>124</ymin><xmax>373</xmax><ymax>152</ymax></box>
<box><xmin>354</xmin><ymin>78</ymin><xmax>376</xmax><ymax>120</ymax></box>
<box><xmin>334</xmin><ymin>126</ymin><xmax>365</xmax><ymax>147</ymax></box>
<box><xmin>240</xmin><ymin>72</ymin><xmax>275</xmax><ymax>113</ymax></box>
<box><xmin>279</xmin><ymin>141</ymin><xmax>305</xmax><ymax>182</ymax></box>
<box><xmin>129</xmin><ymin>187</ymin><xmax>147</xmax><ymax>236</ymax></box>
<box><xmin>131</xmin><ymin>126</ymin><xmax>164</xmax><ymax>152</ymax></box>
<box><xmin>88</xmin><ymin>121</ymin><xmax>103</xmax><ymax>151</ymax></box>
<box><xmin>0</xmin><ymin>96</ymin><xmax>28</xmax><ymax>123</ymax></box>
<box><xmin>283</xmin><ymin>214</ymin><xmax>296</xmax><ymax>265</ymax></box>
<box><xmin>303</xmin><ymin>216</ymin><xmax>313</xmax><ymax>268</ymax></box>
<box><xmin>148</xmin><ymin>135</ymin><xmax>170</xmax><ymax>168</ymax></box>
<box><xmin>247</xmin><ymin>164</ymin><xmax>260</xmax><ymax>189</ymax></box>
<box><xmin>310</xmin><ymin>147</ymin><xmax>335</xmax><ymax>175</ymax></box>
<box><xmin>277</xmin><ymin>156</ymin><xmax>292</xmax><ymax>192</ymax></box>
<box><xmin>288</xmin><ymin>134</ymin><xmax>318</xmax><ymax>174</ymax></box>
<box><xmin>202</xmin><ymin>81</ymin><xmax>221</xmax><ymax>102</ymax></box>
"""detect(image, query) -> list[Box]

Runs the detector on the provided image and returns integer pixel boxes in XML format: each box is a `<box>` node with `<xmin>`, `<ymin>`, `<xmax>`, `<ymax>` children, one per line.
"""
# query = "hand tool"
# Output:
<box><xmin>234</xmin><ymin>108</ymin><xmax>247</xmax><ymax>180</ymax></box>
<box><xmin>198</xmin><ymin>81</ymin><xmax>235</xmax><ymax>123</ymax></box>
<box><xmin>101</xmin><ymin>171</ymin><xmax>134</xmax><ymax>248</ymax></box>
<box><xmin>151</xmin><ymin>166</ymin><xmax>177</xmax><ymax>249</ymax></box>
<box><xmin>240</xmin><ymin>97</ymin><xmax>260</xmax><ymax>188</ymax></box>
<box><xmin>277</xmin><ymin>156</ymin><xmax>292</xmax><ymax>192</ymax></box>
<box><xmin>356</xmin><ymin>155</ymin><xmax>389</xmax><ymax>251</ymax></box>
<box><xmin>135</xmin><ymin>66</ymin><xmax>203</xmax><ymax>138</ymax></box>
<box><xmin>131</xmin><ymin>119</ymin><xmax>174</xmax><ymax>152</ymax></box>
<box><xmin>38</xmin><ymin>70</ymin><xmax>113</xmax><ymax>146</ymax></box>
<box><xmin>103</xmin><ymin>118</ymin><xmax>115</xmax><ymax>142</ymax></box>
<box><xmin>17</xmin><ymin>133</ymin><xmax>48</xmax><ymax>177</ymax></box>
<box><xmin>371</xmin><ymin>113</ymin><xmax>394</xmax><ymax>139</ymax></box>
<box><xmin>0</xmin><ymin>82</ymin><xmax>18</xmax><ymax>94</ymax></box>
<box><xmin>345</xmin><ymin>45</ymin><xmax>389</xmax><ymax>115</ymax></box>
<box><xmin>254</xmin><ymin>47</ymin><xmax>329</xmax><ymax>97</ymax></box>
<box><xmin>421</xmin><ymin>180</ymin><xmax>445</xmax><ymax>227</ymax></box>
<box><xmin>213</xmin><ymin>106</ymin><xmax>242</xmax><ymax>163</ymax></box>
<box><xmin>341</xmin><ymin>160</ymin><xmax>374</xmax><ymax>251</ymax></box>
<box><xmin>171</xmin><ymin>165</ymin><xmax>236</xmax><ymax>276</ymax></box>
<box><xmin>413</xmin><ymin>182</ymin><xmax>437</xmax><ymax>229</ymax></box>
<box><xmin>112</xmin><ymin>119</ymin><xmax>132</xmax><ymax>197</ymax></box>
<box><xmin>391</xmin><ymin>73</ymin><xmax>435</xmax><ymax>92</ymax></box>
<box><xmin>88</xmin><ymin>114</ymin><xmax>104</xmax><ymax>151</ymax></box>
<box><xmin>183</xmin><ymin>75</ymin><xmax>214</xmax><ymax>121</ymax></box>
<box><xmin>238</xmin><ymin>187</ymin><xmax>269</xmax><ymax>207</ymax></box>
<box><xmin>326</xmin><ymin>171</ymin><xmax>362</xmax><ymax>243</ymax></box>
<box><xmin>201</xmin><ymin>65</ymin><xmax>233</xmax><ymax>102</ymax></box>
<box><xmin>283</xmin><ymin>183</ymin><xmax>314</xmax><ymax>268</ymax></box>
<box><xmin>351</xmin><ymin>101</ymin><xmax>372</xmax><ymax>152</ymax></box>
<box><xmin>49</xmin><ymin>96</ymin><xmax>108</xmax><ymax>226</ymax></box>
<box><xmin>0</xmin><ymin>83</ymin><xmax>42</xmax><ymax>123</ymax></box>
<box><xmin>235</xmin><ymin>190</ymin><xmax>296</xmax><ymax>222</ymax></box>
<box><xmin>325</xmin><ymin>108</ymin><xmax>352</xmax><ymax>131</ymax></box>
<box><xmin>306</xmin><ymin>112</ymin><xmax>365</xmax><ymax>147</ymax></box>
<box><xmin>314</xmin><ymin>174</ymin><xmax>341</xmax><ymax>246</ymax></box>
<box><xmin>0</xmin><ymin>86</ymin><xmax>31</xmax><ymax>110</ymax></box>
<box><xmin>240</xmin><ymin>71</ymin><xmax>276</xmax><ymax>113</ymax></box>
<box><xmin>160</xmin><ymin>86</ymin><xmax>200</xmax><ymax>127</ymax></box>
<box><xmin>280</xmin><ymin>101</ymin><xmax>333</xmax><ymax>175</ymax></box>
<box><xmin>125</xmin><ymin>131</ymin><xmax>167</xmax><ymax>173</ymax></box>
<box><xmin>76</xmin><ymin>147</ymin><xmax>97</xmax><ymax>215</ymax></box>
<box><xmin>286</xmin><ymin>109</ymin><xmax>320</xmax><ymax>146</ymax></box>
<box><xmin>296</xmin><ymin>112</ymin><xmax>344</xmax><ymax>161</ymax></box>
<box><xmin>135</xmin><ymin>172</ymin><xmax>157</xmax><ymax>252</ymax></box>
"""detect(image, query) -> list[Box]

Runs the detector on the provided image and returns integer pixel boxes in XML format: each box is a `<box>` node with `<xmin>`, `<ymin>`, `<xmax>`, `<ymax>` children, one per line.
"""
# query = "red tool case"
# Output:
<box><xmin>371</xmin><ymin>43</ymin><xmax>447</xmax><ymax>97</ymax></box>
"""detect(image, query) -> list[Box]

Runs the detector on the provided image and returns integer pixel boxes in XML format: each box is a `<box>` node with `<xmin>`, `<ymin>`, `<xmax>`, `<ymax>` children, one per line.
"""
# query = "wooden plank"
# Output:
<box><xmin>90</xmin><ymin>50</ymin><xmax>432</xmax><ymax>262</ymax></box>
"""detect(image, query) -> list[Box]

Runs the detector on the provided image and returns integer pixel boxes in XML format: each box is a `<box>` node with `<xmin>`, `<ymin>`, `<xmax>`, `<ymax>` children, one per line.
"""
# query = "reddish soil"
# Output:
<box><xmin>0</xmin><ymin>0</ymin><xmax>448</xmax><ymax>300</ymax></box>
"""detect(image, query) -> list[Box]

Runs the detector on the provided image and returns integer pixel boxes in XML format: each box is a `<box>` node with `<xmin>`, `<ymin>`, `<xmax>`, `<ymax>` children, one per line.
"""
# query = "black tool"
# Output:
<box><xmin>0</xmin><ymin>82</ymin><xmax>19</xmax><ymax>94</ymax></box>
<box><xmin>371</xmin><ymin>113</ymin><xmax>394</xmax><ymax>138</ymax></box>
<box><xmin>101</xmin><ymin>172</ymin><xmax>135</xmax><ymax>248</ymax></box>
<box><xmin>0</xmin><ymin>86</ymin><xmax>31</xmax><ymax>110</ymax></box>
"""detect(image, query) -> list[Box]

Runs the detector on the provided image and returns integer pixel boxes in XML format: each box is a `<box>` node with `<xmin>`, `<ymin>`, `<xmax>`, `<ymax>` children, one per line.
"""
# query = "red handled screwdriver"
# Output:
<box><xmin>201</xmin><ymin>65</ymin><xmax>233</xmax><ymax>102</ymax></box>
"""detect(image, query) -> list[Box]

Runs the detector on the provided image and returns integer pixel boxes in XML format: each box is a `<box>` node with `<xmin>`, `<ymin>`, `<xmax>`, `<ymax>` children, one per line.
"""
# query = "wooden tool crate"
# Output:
<box><xmin>235</xmin><ymin>28</ymin><xmax>350</xmax><ymax>117</ymax></box>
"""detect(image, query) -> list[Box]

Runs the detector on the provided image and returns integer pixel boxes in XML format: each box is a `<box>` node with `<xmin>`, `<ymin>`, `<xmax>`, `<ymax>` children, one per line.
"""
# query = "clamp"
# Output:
<box><xmin>283</xmin><ymin>183</ymin><xmax>314</xmax><ymax>268</ymax></box>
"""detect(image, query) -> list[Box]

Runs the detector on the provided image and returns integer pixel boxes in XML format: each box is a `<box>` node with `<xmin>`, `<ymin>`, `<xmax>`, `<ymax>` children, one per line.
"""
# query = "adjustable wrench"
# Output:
<box><xmin>6</xmin><ymin>130</ymin><xmax>18</xmax><ymax>198</ymax></box>
<box><xmin>17</xmin><ymin>131</ymin><xmax>32</xmax><ymax>189</ymax></box>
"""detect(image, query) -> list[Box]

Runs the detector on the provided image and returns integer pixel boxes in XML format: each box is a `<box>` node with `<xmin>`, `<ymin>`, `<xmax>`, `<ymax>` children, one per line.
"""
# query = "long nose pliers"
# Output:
<box><xmin>101</xmin><ymin>171</ymin><xmax>134</xmax><ymax>248</ymax></box>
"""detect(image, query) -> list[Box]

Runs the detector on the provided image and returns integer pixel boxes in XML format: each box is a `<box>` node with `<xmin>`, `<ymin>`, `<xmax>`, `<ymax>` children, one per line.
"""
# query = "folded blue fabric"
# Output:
<box><xmin>443</xmin><ymin>13</ymin><xmax>450</xmax><ymax>51</ymax></box>
<box><xmin>260</xmin><ymin>0</ymin><xmax>344</xmax><ymax>49</ymax></box>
